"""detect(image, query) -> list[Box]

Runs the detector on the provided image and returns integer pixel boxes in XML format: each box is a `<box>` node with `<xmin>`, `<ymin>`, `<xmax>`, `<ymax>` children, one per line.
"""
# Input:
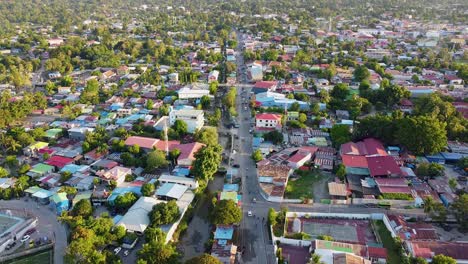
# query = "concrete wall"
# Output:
<box><xmin>382</xmin><ymin>214</ymin><xmax>397</xmax><ymax>238</ymax></box>
<box><xmin>285</xmin><ymin>212</ymin><xmax>371</xmax><ymax>220</ymax></box>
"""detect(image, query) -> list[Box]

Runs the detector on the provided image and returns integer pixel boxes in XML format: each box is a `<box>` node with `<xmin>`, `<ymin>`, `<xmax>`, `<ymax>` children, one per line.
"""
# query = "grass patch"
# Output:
<box><xmin>374</xmin><ymin>220</ymin><xmax>403</xmax><ymax>264</ymax></box>
<box><xmin>8</xmin><ymin>249</ymin><xmax>52</xmax><ymax>264</ymax></box>
<box><xmin>285</xmin><ymin>170</ymin><xmax>321</xmax><ymax>199</ymax></box>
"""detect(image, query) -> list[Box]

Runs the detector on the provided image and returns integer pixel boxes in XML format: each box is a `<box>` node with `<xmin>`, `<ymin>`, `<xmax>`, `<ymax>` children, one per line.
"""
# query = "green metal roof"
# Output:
<box><xmin>30</xmin><ymin>163</ymin><xmax>54</xmax><ymax>174</ymax></box>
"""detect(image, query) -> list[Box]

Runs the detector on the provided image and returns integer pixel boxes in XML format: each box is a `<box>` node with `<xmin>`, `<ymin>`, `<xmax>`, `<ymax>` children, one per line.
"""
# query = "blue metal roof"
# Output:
<box><xmin>214</xmin><ymin>226</ymin><xmax>234</xmax><ymax>240</ymax></box>
<box><xmin>223</xmin><ymin>184</ymin><xmax>239</xmax><ymax>192</ymax></box>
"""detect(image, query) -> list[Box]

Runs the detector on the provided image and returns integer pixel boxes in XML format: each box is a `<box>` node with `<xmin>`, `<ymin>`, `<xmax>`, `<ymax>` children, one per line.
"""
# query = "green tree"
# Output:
<box><xmin>149</xmin><ymin>200</ymin><xmax>180</xmax><ymax>226</ymax></box>
<box><xmin>396</xmin><ymin>116</ymin><xmax>447</xmax><ymax>155</ymax></box>
<box><xmin>186</xmin><ymin>254</ymin><xmax>222</xmax><ymax>264</ymax></box>
<box><xmin>146</xmin><ymin>150</ymin><xmax>168</xmax><ymax>171</ymax></box>
<box><xmin>263</xmin><ymin>131</ymin><xmax>283</xmax><ymax>144</ymax></box>
<box><xmin>335</xmin><ymin>164</ymin><xmax>346</xmax><ymax>181</ymax></box>
<box><xmin>191</xmin><ymin>144</ymin><xmax>222</xmax><ymax>181</ymax></box>
<box><xmin>72</xmin><ymin>199</ymin><xmax>93</xmax><ymax>218</ymax></box>
<box><xmin>330</xmin><ymin>83</ymin><xmax>349</xmax><ymax>100</ymax></box>
<box><xmin>354</xmin><ymin>65</ymin><xmax>370</xmax><ymax>82</ymax></box>
<box><xmin>138</xmin><ymin>240</ymin><xmax>178</xmax><ymax>264</ymax></box>
<box><xmin>195</xmin><ymin>127</ymin><xmax>218</xmax><ymax>146</ymax></box>
<box><xmin>451</xmin><ymin>194</ymin><xmax>468</xmax><ymax>231</ymax></box>
<box><xmin>252</xmin><ymin>149</ymin><xmax>263</xmax><ymax>162</ymax></box>
<box><xmin>330</xmin><ymin>125</ymin><xmax>351</xmax><ymax>148</ymax></box>
<box><xmin>412</xmin><ymin>257</ymin><xmax>428</xmax><ymax>264</ymax></box>
<box><xmin>169</xmin><ymin>148</ymin><xmax>181</xmax><ymax>164</ymax></box>
<box><xmin>0</xmin><ymin>167</ymin><xmax>8</xmax><ymax>178</ymax></box>
<box><xmin>209</xmin><ymin>82</ymin><xmax>218</xmax><ymax>95</ymax></box>
<box><xmin>114</xmin><ymin>192</ymin><xmax>138</xmax><ymax>211</ymax></box>
<box><xmin>145</xmin><ymin>227</ymin><xmax>166</xmax><ymax>243</ymax></box>
<box><xmin>416</xmin><ymin>163</ymin><xmax>445</xmax><ymax>178</ymax></box>
<box><xmin>146</xmin><ymin>99</ymin><xmax>154</xmax><ymax>110</ymax></box>
<box><xmin>268</xmin><ymin>208</ymin><xmax>277</xmax><ymax>226</ymax></box>
<box><xmin>298</xmin><ymin>113</ymin><xmax>307</xmax><ymax>123</ymax></box>
<box><xmin>200</xmin><ymin>95</ymin><xmax>211</xmax><ymax>110</ymax></box>
<box><xmin>80</xmin><ymin>79</ymin><xmax>100</xmax><ymax>104</ymax></box>
<box><xmin>141</xmin><ymin>183</ymin><xmax>155</xmax><ymax>197</ymax></box>
<box><xmin>431</xmin><ymin>254</ymin><xmax>457</xmax><ymax>264</ymax></box>
<box><xmin>211</xmin><ymin>200</ymin><xmax>242</xmax><ymax>225</ymax></box>
<box><xmin>172</xmin><ymin>120</ymin><xmax>188</xmax><ymax>136</ymax></box>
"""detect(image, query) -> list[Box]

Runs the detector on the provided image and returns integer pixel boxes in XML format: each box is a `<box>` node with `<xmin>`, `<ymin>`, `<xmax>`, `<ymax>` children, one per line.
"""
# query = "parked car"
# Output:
<box><xmin>20</xmin><ymin>235</ymin><xmax>30</xmax><ymax>243</ymax></box>
<box><xmin>114</xmin><ymin>247</ymin><xmax>122</xmax><ymax>255</ymax></box>
<box><xmin>25</xmin><ymin>228</ymin><xmax>36</xmax><ymax>235</ymax></box>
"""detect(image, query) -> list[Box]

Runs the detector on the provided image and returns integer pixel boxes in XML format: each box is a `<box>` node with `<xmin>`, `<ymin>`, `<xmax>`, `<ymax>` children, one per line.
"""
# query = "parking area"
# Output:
<box><xmin>0</xmin><ymin>198</ymin><xmax>67</xmax><ymax>264</ymax></box>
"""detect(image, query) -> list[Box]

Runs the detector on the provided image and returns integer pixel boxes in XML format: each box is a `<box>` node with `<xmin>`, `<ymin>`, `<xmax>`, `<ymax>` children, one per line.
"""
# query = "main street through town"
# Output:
<box><xmin>230</xmin><ymin>30</ymin><xmax>426</xmax><ymax>264</ymax></box>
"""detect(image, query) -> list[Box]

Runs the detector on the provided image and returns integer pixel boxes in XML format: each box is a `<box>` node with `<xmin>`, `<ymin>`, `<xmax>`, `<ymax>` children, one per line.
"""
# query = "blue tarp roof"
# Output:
<box><xmin>253</xmin><ymin>137</ymin><xmax>263</xmax><ymax>148</ymax></box>
<box><xmin>214</xmin><ymin>226</ymin><xmax>234</xmax><ymax>240</ymax></box>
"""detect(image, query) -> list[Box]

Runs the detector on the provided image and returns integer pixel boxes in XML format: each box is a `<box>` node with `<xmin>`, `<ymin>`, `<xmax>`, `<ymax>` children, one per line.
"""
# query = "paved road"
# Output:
<box><xmin>0</xmin><ymin>198</ymin><xmax>67</xmax><ymax>264</ymax></box>
<box><xmin>231</xmin><ymin>29</ymin><xmax>426</xmax><ymax>264</ymax></box>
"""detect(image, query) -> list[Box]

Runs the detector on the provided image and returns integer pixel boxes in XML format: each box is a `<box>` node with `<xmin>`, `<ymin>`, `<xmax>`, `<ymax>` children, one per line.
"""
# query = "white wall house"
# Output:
<box><xmin>255</xmin><ymin>113</ymin><xmax>282</xmax><ymax>130</ymax></box>
<box><xmin>169</xmin><ymin>107</ymin><xmax>204</xmax><ymax>133</ymax></box>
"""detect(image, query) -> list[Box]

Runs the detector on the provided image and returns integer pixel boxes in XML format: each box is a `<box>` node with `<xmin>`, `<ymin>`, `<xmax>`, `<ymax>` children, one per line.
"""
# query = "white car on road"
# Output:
<box><xmin>20</xmin><ymin>235</ymin><xmax>30</xmax><ymax>243</ymax></box>
<box><xmin>248</xmin><ymin>211</ymin><xmax>253</xmax><ymax>217</ymax></box>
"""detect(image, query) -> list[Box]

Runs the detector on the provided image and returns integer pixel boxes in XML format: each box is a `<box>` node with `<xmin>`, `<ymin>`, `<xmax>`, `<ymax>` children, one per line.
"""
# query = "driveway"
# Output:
<box><xmin>0</xmin><ymin>198</ymin><xmax>67</xmax><ymax>264</ymax></box>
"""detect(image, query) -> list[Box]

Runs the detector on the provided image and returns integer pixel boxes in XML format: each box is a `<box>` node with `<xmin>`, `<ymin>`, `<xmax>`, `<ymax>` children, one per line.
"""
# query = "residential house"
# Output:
<box><xmin>176</xmin><ymin>142</ymin><xmax>205</xmax><ymax>166</ymax></box>
<box><xmin>158</xmin><ymin>174</ymin><xmax>199</xmax><ymax>189</ymax></box>
<box><xmin>27</xmin><ymin>163</ymin><xmax>54</xmax><ymax>178</ymax></box>
<box><xmin>68</xmin><ymin>127</ymin><xmax>95</xmax><ymax>140</ymax></box>
<box><xmin>252</xmin><ymin>81</ymin><xmax>278</xmax><ymax>94</ymax></box>
<box><xmin>23</xmin><ymin>142</ymin><xmax>49</xmax><ymax>157</ymax></box>
<box><xmin>208</xmin><ymin>70</ymin><xmax>219</xmax><ymax>83</ymax></box>
<box><xmin>168</xmin><ymin>107</ymin><xmax>204</xmax><ymax>133</ymax></box>
<box><xmin>49</xmin><ymin>192</ymin><xmax>69</xmax><ymax>215</ymax></box>
<box><xmin>117</xmin><ymin>196</ymin><xmax>162</xmax><ymax>235</ymax></box>
<box><xmin>155</xmin><ymin>183</ymin><xmax>189</xmax><ymax>201</ymax></box>
<box><xmin>255</xmin><ymin>113</ymin><xmax>282</xmax><ymax>131</ymax></box>
<box><xmin>100</xmin><ymin>166</ymin><xmax>131</xmax><ymax>186</ymax></box>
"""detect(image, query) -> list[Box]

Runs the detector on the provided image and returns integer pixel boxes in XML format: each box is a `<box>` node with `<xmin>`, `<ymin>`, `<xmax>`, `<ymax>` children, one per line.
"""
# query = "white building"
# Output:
<box><xmin>177</xmin><ymin>83</ymin><xmax>211</xmax><ymax>99</ymax></box>
<box><xmin>169</xmin><ymin>107</ymin><xmax>204</xmax><ymax>133</ymax></box>
<box><xmin>208</xmin><ymin>70</ymin><xmax>219</xmax><ymax>83</ymax></box>
<box><xmin>255</xmin><ymin>113</ymin><xmax>282</xmax><ymax>130</ymax></box>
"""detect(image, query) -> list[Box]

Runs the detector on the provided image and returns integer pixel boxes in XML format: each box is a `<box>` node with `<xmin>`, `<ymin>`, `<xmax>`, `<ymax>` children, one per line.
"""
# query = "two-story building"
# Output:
<box><xmin>169</xmin><ymin>107</ymin><xmax>204</xmax><ymax>133</ymax></box>
<box><xmin>255</xmin><ymin>113</ymin><xmax>282</xmax><ymax>131</ymax></box>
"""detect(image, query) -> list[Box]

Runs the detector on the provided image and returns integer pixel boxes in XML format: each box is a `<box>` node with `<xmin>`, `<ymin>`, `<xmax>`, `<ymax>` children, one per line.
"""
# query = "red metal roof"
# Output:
<box><xmin>124</xmin><ymin>136</ymin><xmax>158</xmax><ymax>149</ymax></box>
<box><xmin>378</xmin><ymin>186</ymin><xmax>412</xmax><ymax>194</ymax></box>
<box><xmin>374</xmin><ymin>177</ymin><xmax>407</xmax><ymax>187</ymax></box>
<box><xmin>254</xmin><ymin>81</ymin><xmax>278</xmax><ymax>89</ymax></box>
<box><xmin>367</xmin><ymin>156</ymin><xmax>402</xmax><ymax>177</ymax></box>
<box><xmin>176</xmin><ymin>142</ymin><xmax>205</xmax><ymax>161</ymax></box>
<box><xmin>255</xmin><ymin>113</ymin><xmax>282</xmax><ymax>121</ymax></box>
<box><xmin>46</xmin><ymin>155</ymin><xmax>74</xmax><ymax>168</ymax></box>
<box><xmin>342</xmin><ymin>154</ymin><xmax>368</xmax><ymax>168</ymax></box>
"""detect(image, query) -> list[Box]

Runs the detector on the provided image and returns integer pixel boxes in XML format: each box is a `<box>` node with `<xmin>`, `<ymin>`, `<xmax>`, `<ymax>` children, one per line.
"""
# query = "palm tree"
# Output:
<box><xmin>423</xmin><ymin>196</ymin><xmax>435</xmax><ymax>214</ymax></box>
